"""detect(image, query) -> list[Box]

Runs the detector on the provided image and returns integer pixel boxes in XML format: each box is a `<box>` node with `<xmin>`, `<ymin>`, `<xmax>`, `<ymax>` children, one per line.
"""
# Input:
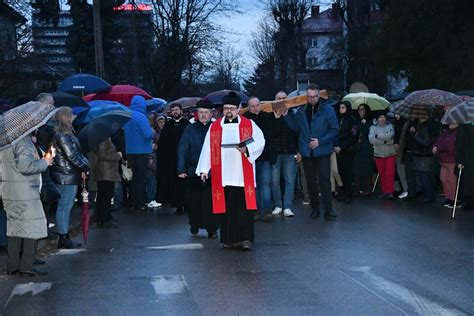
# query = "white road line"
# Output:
<box><xmin>344</xmin><ymin>266</ymin><xmax>467</xmax><ymax>316</ymax></box>
<box><xmin>54</xmin><ymin>249</ymin><xmax>87</xmax><ymax>255</ymax></box>
<box><xmin>146</xmin><ymin>243</ymin><xmax>204</xmax><ymax>250</ymax></box>
<box><xmin>4</xmin><ymin>282</ymin><xmax>52</xmax><ymax>310</ymax></box>
<box><xmin>151</xmin><ymin>275</ymin><xmax>188</xmax><ymax>295</ymax></box>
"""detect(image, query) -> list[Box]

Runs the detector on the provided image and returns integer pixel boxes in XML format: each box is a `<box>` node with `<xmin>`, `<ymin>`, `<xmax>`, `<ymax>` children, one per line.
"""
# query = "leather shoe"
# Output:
<box><xmin>20</xmin><ymin>269</ymin><xmax>48</xmax><ymax>277</ymax></box>
<box><xmin>310</xmin><ymin>210</ymin><xmax>320</xmax><ymax>218</ymax></box>
<box><xmin>33</xmin><ymin>258</ymin><xmax>46</xmax><ymax>265</ymax></box>
<box><xmin>324</xmin><ymin>211</ymin><xmax>337</xmax><ymax>220</ymax></box>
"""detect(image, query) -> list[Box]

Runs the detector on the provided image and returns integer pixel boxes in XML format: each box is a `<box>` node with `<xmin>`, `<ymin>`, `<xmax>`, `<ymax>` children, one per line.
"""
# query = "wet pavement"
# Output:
<box><xmin>1</xmin><ymin>197</ymin><xmax>474</xmax><ymax>315</ymax></box>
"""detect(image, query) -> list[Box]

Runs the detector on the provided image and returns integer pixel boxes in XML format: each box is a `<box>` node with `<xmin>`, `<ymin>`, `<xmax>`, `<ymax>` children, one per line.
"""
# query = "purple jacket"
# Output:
<box><xmin>433</xmin><ymin>128</ymin><xmax>456</xmax><ymax>163</ymax></box>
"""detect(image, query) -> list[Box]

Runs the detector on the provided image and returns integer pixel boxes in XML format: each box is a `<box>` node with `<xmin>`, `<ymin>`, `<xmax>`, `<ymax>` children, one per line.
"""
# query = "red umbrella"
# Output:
<box><xmin>84</xmin><ymin>85</ymin><xmax>152</xmax><ymax>106</ymax></box>
<box><xmin>81</xmin><ymin>178</ymin><xmax>90</xmax><ymax>243</ymax></box>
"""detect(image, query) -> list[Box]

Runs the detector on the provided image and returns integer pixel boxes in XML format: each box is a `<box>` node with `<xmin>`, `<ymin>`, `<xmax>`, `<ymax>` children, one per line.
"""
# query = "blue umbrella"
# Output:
<box><xmin>74</xmin><ymin>100</ymin><xmax>131</xmax><ymax>125</ymax></box>
<box><xmin>146</xmin><ymin>98</ymin><xmax>167</xmax><ymax>113</ymax></box>
<box><xmin>58</xmin><ymin>73</ymin><xmax>111</xmax><ymax>94</ymax></box>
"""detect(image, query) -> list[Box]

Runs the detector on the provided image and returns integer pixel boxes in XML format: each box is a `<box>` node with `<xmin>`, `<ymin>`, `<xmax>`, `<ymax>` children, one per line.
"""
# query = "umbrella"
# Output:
<box><xmin>146</xmin><ymin>98</ymin><xmax>167</xmax><ymax>113</ymax></box>
<box><xmin>404</xmin><ymin>89</ymin><xmax>461</xmax><ymax>107</ymax></box>
<box><xmin>85</xmin><ymin>85</ymin><xmax>152</xmax><ymax>106</ymax></box>
<box><xmin>58</xmin><ymin>73</ymin><xmax>111</xmax><ymax>94</ymax></box>
<box><xmin>204</xmin><ymin>90</ymin><xmax>249</xmax><ymax>106</ymax></box>
<box><xmin>455</xmin><ymin>90</ymin><xmax>474</xmax><ymax>97</ymax></box>
<box><xmin>342</xmin><ymin>92</ymin><xmax>390</xmax><ymax>111</ymax></box>
<box><xmin>51</xmin><ymin>92</ymin><xmax>89</xmax><ymax>108</ymax></box>
<box><xmin>441</xmin><ymin>99</ymin><xmax>474</xmax><ymax>124</ymax></box>
<box><xmin>74</xmin><ymin>100</ymin><xmax>131</xmax><ymax>125</ymax></box>
<box><xmin>81</xmin><ymin>177</ymin><xmax>90</xmax><ymax>243</ymax></box>
<box><xmin>0</xmin><ymin>101</ymin><xmax>58</xmax><ymax>151</ymax></box>
<box><xmin>78</xmin><ymin>111</ymin><xmax>132</xmax><ymax>152</ymax></box>
<box><xmin>164</xmin><ymin>97</ymin><xmax>201</xmax><ymax>113</ymax></box>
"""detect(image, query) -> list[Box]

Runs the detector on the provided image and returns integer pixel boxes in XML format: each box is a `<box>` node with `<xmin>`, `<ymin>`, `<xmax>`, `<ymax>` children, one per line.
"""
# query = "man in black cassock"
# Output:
<box><xmin>195</xmin><ymin>92</ymin><xmax>265</xmax><ymax>250</ymax></box>
<box><xmin>177</xmin><ymin>99</ymin><xmax>218</xmax><ymax>238</ymax></box>
<box><xmin>156</xmin><ymin>103</ymin><xmax>189</xmax><ymax>214</ymax></box>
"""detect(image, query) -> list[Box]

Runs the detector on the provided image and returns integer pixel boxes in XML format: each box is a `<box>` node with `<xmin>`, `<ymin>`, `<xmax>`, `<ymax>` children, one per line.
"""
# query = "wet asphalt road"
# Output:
<box><xmin>1</xmin><ymin>196</ymin><xmax>474</xmax><ymax>315</ymax></box>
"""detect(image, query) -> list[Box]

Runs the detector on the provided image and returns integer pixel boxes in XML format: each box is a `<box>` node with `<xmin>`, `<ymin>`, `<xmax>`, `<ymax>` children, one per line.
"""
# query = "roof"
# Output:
<box><xmin>0</xmin><ymin>1</ymin><xmax>26</xmax><ymax>24</ymax></box>
<box><xmin>303</xmin><ymin>8</ymin><xmax>342</xmax><ymax>34</ymax></box>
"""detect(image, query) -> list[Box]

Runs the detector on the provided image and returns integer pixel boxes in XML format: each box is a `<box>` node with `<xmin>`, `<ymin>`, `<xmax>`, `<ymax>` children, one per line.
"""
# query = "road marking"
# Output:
<box><xmin>342</xmin><ymin>266</ymin><xmax>467</xmax><ymax>316</ymax></box>
<box><xmin>54</xmin><ymin>249</ymin><xmax>87</xmax><ymax>255</ymax></box>
<box><xmin>4</xmin><ymin>282</ymin><xmax>52</xmax><ymax>310</ymax></box>
<box><xmin>151</xmin><ymin>275</ymin><xmax>188</xmax><ymax>295</ymax></box>
<box><xmin>146</xmin><ymin>243</ymin><xmax>204</xmax><ymax>250</ymax></box>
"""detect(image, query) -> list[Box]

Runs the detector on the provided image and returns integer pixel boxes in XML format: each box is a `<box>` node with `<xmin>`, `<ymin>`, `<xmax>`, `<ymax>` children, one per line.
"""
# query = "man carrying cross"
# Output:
<box><xmin>196</xmin><ymin>92</ymin><xmax>265</xmax><ymax>250</ymax></box>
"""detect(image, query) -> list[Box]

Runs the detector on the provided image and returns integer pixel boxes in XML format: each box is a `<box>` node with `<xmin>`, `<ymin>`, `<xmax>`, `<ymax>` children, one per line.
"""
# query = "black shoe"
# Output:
<box><xmin>208</xmin><ymin>232</ymin><xmax>217</xmax><ymax>239</ymax></box>
<box><xmin>263</xmin><ymin>213</ymin><xmax>273</xmax><ymax>222</ymax></box>
<box><xmin>310</xmin><ymin>210</ymin><xmax>320</xmax><ymax>218</ymax></box>
<box><xmin>0</xmin><ymin>245</ymin><xmax>7</xmax><ymax>253</ymax></box>
<box><xmin>385</xmin><ymin>194</ymin><xmax>395</xmax><ymax>200</ymax></box>
<box><xmin>33</xmin><ymin>258</ymin><xmax>46</xmax><ymax>265</ymax></box>
<box><xmin>324</xmin><ymin>211</ymin><xmax>337</xmax><ymax>220</ymax></box>
<box><xmin>190</xmin><ymin>226</ymin><xmax>199</xmax><ymax>235</ymax></box>
<box><xmin>19</xmin><ymin>269</ymin><xmax>48</xmax><ymax>277</ymax></box>
<box><xmin>5</xmin><ymin>270</ymin><xmax>19</xmax><ymax>275</ymax></box>
<box><xmin>58</xmin><ymin>234</ymin><xmax>82</xmax><ymax>249</ymax></box>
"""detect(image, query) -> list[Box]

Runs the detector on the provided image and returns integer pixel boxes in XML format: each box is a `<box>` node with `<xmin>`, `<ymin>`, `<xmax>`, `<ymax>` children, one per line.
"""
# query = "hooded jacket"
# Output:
<box><xmin>122</xmin><ymin>96</ymin><xmax>153</xmax><ymax>155</ymax></box>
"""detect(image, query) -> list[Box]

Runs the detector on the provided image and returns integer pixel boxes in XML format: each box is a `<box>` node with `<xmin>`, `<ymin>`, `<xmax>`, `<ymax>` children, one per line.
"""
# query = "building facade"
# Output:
<box><xmin>0</xmin><ymin>1</ymin><xmax>26</xmax><ymax>60</ymax></box>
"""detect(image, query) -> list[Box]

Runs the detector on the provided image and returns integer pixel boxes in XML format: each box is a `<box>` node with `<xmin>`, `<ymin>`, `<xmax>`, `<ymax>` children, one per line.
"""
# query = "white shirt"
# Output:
<box><xmin>195</xmin><ymin>116</ymin><xmax>265</xmax><ymax>187</ymax></box>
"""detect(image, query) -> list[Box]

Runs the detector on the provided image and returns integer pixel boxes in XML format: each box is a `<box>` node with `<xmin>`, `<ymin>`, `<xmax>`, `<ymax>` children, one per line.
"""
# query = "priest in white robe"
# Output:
<box><xmin>196</xmin><ymin>91</ymin><xmax>265</xmax><ymax>250</ymax></box>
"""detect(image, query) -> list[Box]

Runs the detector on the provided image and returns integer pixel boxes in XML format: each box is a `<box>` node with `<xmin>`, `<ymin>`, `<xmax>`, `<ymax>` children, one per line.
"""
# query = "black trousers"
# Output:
<box><xmin>128</xmin><ymin>154</ymin><xmax>148</xmax><ymax>208</ymax></box>
<box><xmin>338</xmin><ymin>152</ymin><xmax>355</xmax><ymax>199</ymax></box>
<box><xmin>187</xmin><ymin>178</ymin><xmax>218</xmax><ymax>233</ymax></box>
<box><xmin>219</xmin><ymin>186</ymin><xmax>256</xmax><ymax>244</ymax></box>
<box><xmin>303</xmin><ymin>155</ymin><xmax>333</xmax><ymax>213</ymax></box>
<box><xmin>404</xmin><ymin>152</ymin><xmax>418</xmax><ymax>197</ymax></box>
<box><xmin>96</xmin><ymin>181</ymin><xmax>115</xmax><ymax>224</ymax></box>
<box><xmin>7</xmin><ymin>237</ymin><xmax>36</xmax><ymax>272</ymax></box>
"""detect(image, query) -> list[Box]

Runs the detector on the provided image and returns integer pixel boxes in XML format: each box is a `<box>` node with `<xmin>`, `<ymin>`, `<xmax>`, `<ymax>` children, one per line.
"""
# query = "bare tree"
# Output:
<box><xmin>250</xmin><ymin>17</ymin><xmax>277</xmax><ymax>65</ymax></box>
<box><xmin>147</xmin><ymin>0</ymin><xmax>232</xmax><ymax>98</ymax></box>
<box><xmin>206</xmin><ymin>47</ymin><xmax>243</xmax><ymax>90</ymax></box>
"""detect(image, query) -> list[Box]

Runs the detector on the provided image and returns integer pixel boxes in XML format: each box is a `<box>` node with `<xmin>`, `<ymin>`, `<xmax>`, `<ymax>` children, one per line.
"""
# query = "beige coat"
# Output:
<box><xmin>0</xmin><ymin>137</ymin><xmax>49</xmax><ymax>239</ymax></box>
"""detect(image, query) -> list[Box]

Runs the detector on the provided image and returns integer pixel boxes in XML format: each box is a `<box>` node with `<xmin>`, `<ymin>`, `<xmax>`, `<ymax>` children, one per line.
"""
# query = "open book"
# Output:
<box><xmin>221</xmin><ymin>137</ymin><xmax>254</xmax><ymax>148</ymax></box>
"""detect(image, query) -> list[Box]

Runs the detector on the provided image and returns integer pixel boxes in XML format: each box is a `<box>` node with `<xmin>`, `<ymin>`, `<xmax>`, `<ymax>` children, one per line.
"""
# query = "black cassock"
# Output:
<box><xmin>155</xmin><ymin>119</ymin><xmax>189</xmax><ymax>206</ymax></box>
<box><xmin>218</xmin><ymin>186</ymin><xmax>256</xmax><ymax>244</ymax></box>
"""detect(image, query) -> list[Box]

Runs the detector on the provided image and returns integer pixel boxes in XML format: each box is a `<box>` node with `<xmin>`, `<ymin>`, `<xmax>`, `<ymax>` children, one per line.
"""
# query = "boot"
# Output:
<box><xmin>58</xmin><ymin>234</ymin><xmax>82</xmax><ymax>249</ymax></box>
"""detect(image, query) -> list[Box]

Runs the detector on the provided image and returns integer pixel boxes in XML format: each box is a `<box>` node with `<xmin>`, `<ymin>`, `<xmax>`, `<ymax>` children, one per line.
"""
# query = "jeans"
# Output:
<box><xmin>271</xmin><ymin>154</ymin><xmax>297</xmax><ymax>209</ymax></box>
<box><xmin>417</xmin><ymin>170</ymin><xmax>435</xmax><ymax>201</ymax></box>
<box><xmin>256</xmin><ymin>160</ymin><xmax>272</xmax><ymax>214</ymax></box>
<box><xmin>56</xmin><ymin>184</ymin><xmax>78</xmax><ymax>234</ymax></box>
<box><xmin>0</xmin><ymin>205</ymin><xmax>7</xmax><ymax>246</ymax></box>
<box><xmin>302</xmin><ymin>155</ymin><xmax>333</xmax><ymax>213</ymax></box>
<box><xmin>404</xmin><ymin>152</ymin><xmax>418</xmax><ymax>197</ymax></box>
<box><xmin>146</xmin><ymin>170</ymin><xmax>156</xmax><ymax>203</ymax></box>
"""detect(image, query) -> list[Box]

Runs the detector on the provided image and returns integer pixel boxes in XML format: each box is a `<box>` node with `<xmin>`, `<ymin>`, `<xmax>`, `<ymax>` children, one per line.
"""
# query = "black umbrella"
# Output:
<box><xmin>51</xmin><ymin>91</ymin><xmax>89</xmax><ymax>108</ymax></box>
<box><xmin>78</xmin><ymin>111</ymin><xmax>132</xmax><ymax>153</ymax></box>
<box><xmin>58</xmin><ymin>73</ymin><xmax>111</xmax><ymax>94</ymax></box>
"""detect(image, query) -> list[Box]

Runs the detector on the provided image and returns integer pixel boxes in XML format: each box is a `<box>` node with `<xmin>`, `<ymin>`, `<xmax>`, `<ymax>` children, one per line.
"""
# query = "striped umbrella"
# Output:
<box><xmin>404</xmin><ymin>89</ymin><xmax>461</xmax><ymax>107</ymax></box>
<box><xmin>441</xmin><ymin>99</ymin><xmax>474</xmax><ymax>124</ymax></box>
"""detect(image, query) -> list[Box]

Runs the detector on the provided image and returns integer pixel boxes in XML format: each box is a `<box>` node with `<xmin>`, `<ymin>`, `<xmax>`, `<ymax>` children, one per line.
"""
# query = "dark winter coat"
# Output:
<box><xmin>284</xmin><ymin>100</ymin><xmax>339</xmax><ymax>157</ymax></box>
<box><xmin>177</xmin><ymin>121</ymin><xmax>211</xmax><ymax>177</ymax></box>
<box><xmin>92</xmin><ymin>138</ymin><xmax>122</xmax><ymax>182</ymax></box>
<box><xmin>243</xmin><ymin>111</ymin><xmax>272</xmax><ymax>161</ymax></box>
<box><xmin>456</xmin><ymin>124</ymin><xmax>474</xmax><ymax>196</ymax></box>
<box><xmin>338</xmin><ymin>113</ymin><xmax>359</xmax><ymax>153</ymax></box>
<box><xmin>433</xmin><ymin>127</ymin><xmax>457</xmax><ymax>164</ymax></box>
<box><xmin>51</xmin><ymin>131</ymin><xmax>90</xmax><ymax>185</ymax></box>
<box><xmin>353</xmin><ymin>118</ymin><xmax>374</xmax><ymax>176</ymax></box>
<box><xmin>412</xmin><ymin>119</ymin><xmax>439</xmax><ymax>172</ymax></box>
<box><xmin>269</xmin><ymin>115</ymin><xmax>298</xmax><ymax>163</ymax></box>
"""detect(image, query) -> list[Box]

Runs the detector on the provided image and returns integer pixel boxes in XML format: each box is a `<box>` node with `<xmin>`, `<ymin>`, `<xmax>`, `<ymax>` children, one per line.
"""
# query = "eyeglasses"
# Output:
<box><xmin>223</xmin><ymin>107</ymin><xmax>238</xmax><ymax>111</ymax></box>
<box><xmin>307</xmin><ymin>95</ymin><xmax>319</xmax><ymax>99</ymax></box>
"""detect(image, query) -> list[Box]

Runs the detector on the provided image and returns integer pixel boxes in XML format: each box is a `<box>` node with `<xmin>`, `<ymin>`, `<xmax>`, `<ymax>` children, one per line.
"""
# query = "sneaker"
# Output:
<box><xmin>302</xmin><ymin>198</ymin><xmax>310</xmax><ymax>205</ymax></box>
<box><xmin>443</xmin><ymin>199</ymin><xmax>453</xmax><ymax>207</ymax></box>
<box><xmin>398</xmin><ymin>192</ymin><xmax>408</xmax><ymax>199</ymax></box>
<box><xmin>148</xmin><ymin>201</ymin><xmax>162</xmax><ymax>208</ymax></box>
<box><xmin>446</xmin><ymin>201</ymin><xmax>462</xmax><ymax>209</ymax></box>
<box><xmin>283</xmin><ymin>209</ymin><xmax>294</xmax><ymax>217</ymax></box>
<box><xmin>241</xmin><ymin>240</ymin><xmax>251</xmax><ymax>251</ymax></box>
<box><xmin>272</xmin><ymin>207</ymin><xmax>283</xmax><ymax>215</ymax></box>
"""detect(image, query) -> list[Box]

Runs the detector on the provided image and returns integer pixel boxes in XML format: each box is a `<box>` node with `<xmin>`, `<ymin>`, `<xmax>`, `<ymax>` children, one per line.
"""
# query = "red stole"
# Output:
<box><xmin>209</xmin><ymin>116</ymin><xmax>257</xmax><ymax>214</ymax></box>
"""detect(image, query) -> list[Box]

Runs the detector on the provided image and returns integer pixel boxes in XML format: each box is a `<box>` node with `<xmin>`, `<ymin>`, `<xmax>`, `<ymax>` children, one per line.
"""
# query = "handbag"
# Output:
<box><xmin>121</xmin><ymin>163</ymin><xmax>133</xmax><ymax>182</ymax></box>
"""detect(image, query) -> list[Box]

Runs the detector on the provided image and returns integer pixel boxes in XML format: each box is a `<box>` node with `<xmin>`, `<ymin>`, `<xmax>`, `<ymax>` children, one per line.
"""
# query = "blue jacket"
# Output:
<box><xmin>122</xmin><ymin>96</ymin><xmax>153</xmax><ymax>155</ymax></box>
<box><xmin>284</xmin><ymin>101</ymin><xmax>339</xmax><ymax>157</ymax></box>
<box><xmin>177</xmin><ymin>121</ymin><xmax>211</xmax><ymax>176</ymax></box>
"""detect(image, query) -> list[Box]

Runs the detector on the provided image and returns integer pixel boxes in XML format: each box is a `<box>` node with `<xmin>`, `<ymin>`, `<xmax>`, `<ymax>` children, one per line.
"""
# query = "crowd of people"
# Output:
<box><xmin>1</xmin><ymin>84</ymin><xmax>473</xmax><ymax>276</ymax></box>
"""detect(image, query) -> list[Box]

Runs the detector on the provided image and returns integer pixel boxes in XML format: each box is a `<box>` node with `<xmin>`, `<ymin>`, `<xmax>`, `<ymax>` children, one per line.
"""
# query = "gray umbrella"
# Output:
<box><xmin>0</xmin><ymin>101</ymin><xmax>58</xmax><ymax>151</ymax></box>
<box><xmin>441</xmin><ymin>99</ymin><xmax>474</xmax><ymax>124</ymax></box>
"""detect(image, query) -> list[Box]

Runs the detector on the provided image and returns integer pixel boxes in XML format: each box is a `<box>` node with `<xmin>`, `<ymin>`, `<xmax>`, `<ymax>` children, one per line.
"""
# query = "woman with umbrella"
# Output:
<box><xmin>91</xmin><ymin>138</ymin><xmax>122</xmax><ymax>228</ymax></box>
<box><xmin>50</xmin><ymin>107</ymin><xmax>90</xmax><ymax>249</ymax></box>
<box><xmin>353</xmin><ymin>104</ymin><xmax>374</xmax><ymax>196</ymax></box>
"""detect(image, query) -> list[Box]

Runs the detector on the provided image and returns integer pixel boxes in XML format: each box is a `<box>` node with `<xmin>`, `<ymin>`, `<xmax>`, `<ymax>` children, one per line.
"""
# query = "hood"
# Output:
<box><xmin>130</xmin><ymin>95</ymin><xmax>147</xmax><ymax>114</ymax></box>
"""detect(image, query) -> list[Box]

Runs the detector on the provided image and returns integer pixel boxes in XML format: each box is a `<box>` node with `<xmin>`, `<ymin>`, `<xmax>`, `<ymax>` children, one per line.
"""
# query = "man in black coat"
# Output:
<box><xmin>156</xmin><ymin>103</ymin><xmax>189</xmax><ymax>214</ymax></box>
<box><xmin>177</xmin><ymin>99</ymin><xmax>218</xmax><ymax>238</ymax></box>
